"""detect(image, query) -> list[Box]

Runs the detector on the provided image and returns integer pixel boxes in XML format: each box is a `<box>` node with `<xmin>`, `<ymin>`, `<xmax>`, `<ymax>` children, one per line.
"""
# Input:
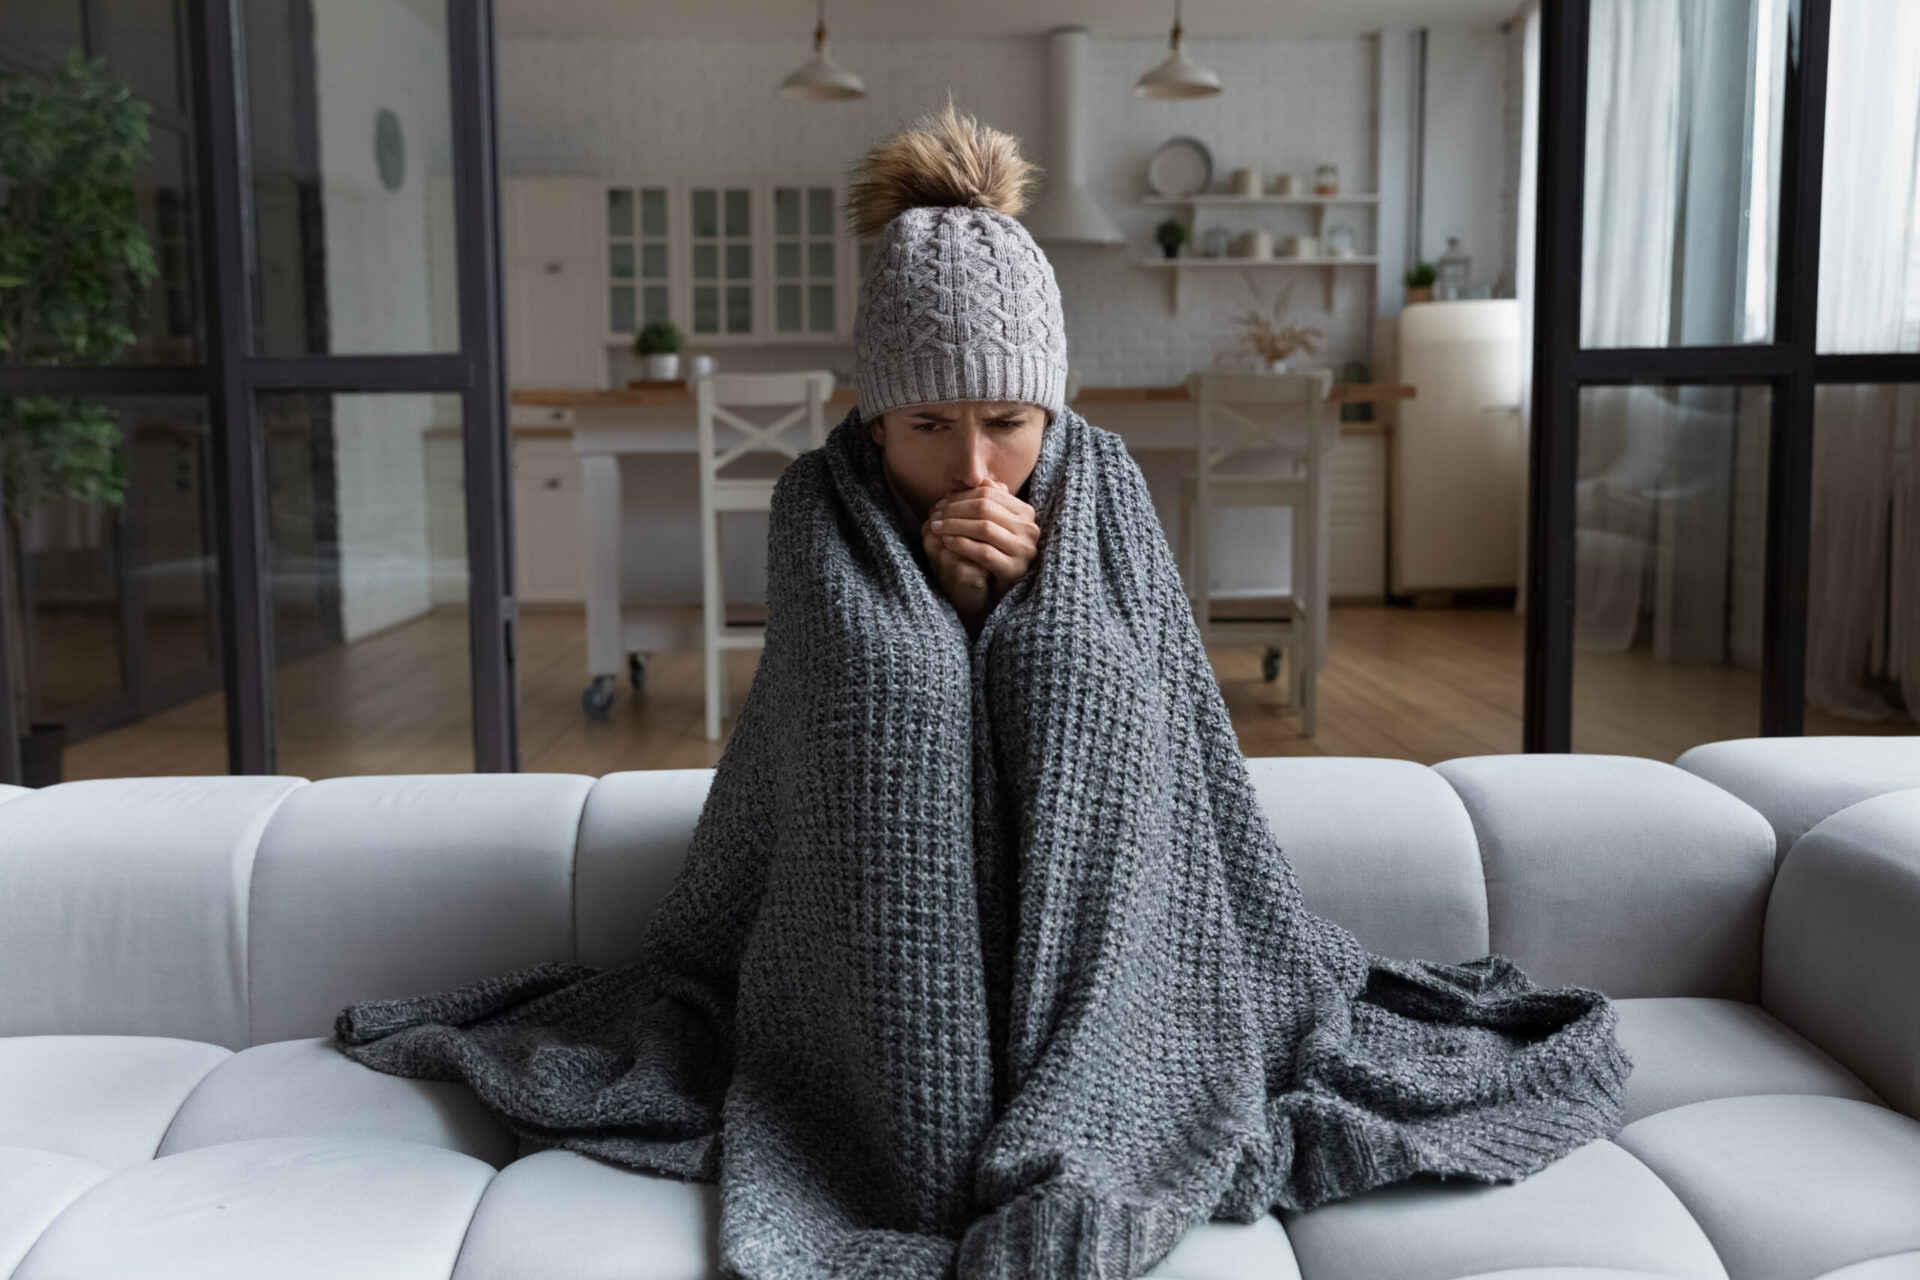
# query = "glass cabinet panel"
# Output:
<box><xmin>606</xmin><ymin>183</ymin><xmax>671</xmax><ymax>336</ymax></box>
<box><xmin>773</xmin><ymin>183</ymin><xmax>840</xmax><ymax>336</ymax></box>
<box><xmin>691</xmin><ymin>185</ymin><xmax>753</xmax><ymax>336</ymax></box>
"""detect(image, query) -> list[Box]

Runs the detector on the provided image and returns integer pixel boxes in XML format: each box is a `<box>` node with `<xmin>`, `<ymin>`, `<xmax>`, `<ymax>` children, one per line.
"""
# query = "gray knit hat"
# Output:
<box><xmin>846</xmin><ymin>99</ymin><xmax>1068</xmax><ymax>423</ymax></box>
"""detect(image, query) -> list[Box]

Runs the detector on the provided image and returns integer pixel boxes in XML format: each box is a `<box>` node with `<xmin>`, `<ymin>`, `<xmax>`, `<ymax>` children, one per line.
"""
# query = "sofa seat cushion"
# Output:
<box><xmin>0</xmin><ymin>1036</ymin><xmax>230</xmax><ymax>1168</ymax></box>
<box><xmin>1278</xmin><ymin>1138</ymin><xmax>1727</xmax><ymax>1280</ymax></box>
<box><xmin>450</xmin><ymin>1148</ymin><xmax>1303</xmax><ymax>1280</ymax></box>
<box><xmin>157</xmin><ymin>1037</ymin><xmax>518</xmax><ymax>1168</ymax></box>
<box><xmin>1145</xmin><ymin>1214</ymin><xmax>1301</xmax><ymax>1279</ymax></box>
<box><xmin>11</xmin><ymin>1136</ymin><xmax>494</xmax><ymax>1280</ymax></box>
<box><xmin>0</xmin><ymin>1147</ymin><xmax>109</xmax><ymax>1277</ymax></box>
<box><xmin>1615</xmin><ymin>1095</ymin><xmax>1920</xmax><ymax>1280</ymax></box>
<box><xmin>1613</xmin><ymin>998</ymin><xmax>1882</xmax><ymax>1124</ymax></box>
<box><xmin>449</xmin><ymin>1149</ymin><xmax>717</xmax><ymax>1280</ymax></box>
<box><xmin>1449</xmin><ymin>1273</ymin><xmax>1682</xmax><ymax>1280</ymax></box>
<box><xmin>1815</xmin><ymin>1256</ymin><xmax>1920</xmax><ymax>1279</ymax></box>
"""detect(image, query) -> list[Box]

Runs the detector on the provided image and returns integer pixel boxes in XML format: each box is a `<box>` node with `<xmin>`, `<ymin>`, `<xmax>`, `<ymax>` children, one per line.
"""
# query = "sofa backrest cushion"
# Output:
<box><xmin>246</xmin><ymin>773</ymin><xmax>594</xmax><ymax>1045</ymax></box>
<box><xmin>1761</xmin><ymin>787</ymin><xmax>1920</xmax><ymax>1118</ymax></box>
<box><xmin>0</xmin><ymin>776</ymin><xmax>304</xmax><ymax>1048</ymax></box>
<box><xmin>1434</xmin><ymin>753</ymin><xmax>1776</xmax><ymax>1000</ymax></box>
<box><xmin>1242</xmin><ymin>757</ymin><xmax>1490</xmax><ymax>963</ymax></box>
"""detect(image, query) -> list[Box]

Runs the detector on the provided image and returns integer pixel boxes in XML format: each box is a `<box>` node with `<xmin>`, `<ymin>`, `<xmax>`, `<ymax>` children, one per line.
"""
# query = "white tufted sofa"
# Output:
<box><xmin>2</xmin><ymin>735</ymin><xmax>1919</xmax><ymax>1279</ymax></box>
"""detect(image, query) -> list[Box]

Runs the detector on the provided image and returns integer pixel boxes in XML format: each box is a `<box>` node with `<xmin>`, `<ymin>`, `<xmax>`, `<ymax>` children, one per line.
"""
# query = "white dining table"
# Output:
<box><xmin>515</xmin><ymin>383</ymin><xmax>1408</xmax><ymax>715</ymax></box>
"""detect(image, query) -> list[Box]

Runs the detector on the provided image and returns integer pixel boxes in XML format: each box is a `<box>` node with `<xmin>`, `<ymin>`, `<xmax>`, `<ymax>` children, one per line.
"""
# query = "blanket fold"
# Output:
<box><xmin>334</xmin><ymin>404</ymin><xmax>1630</xmax><ymax>1279</ymax></box>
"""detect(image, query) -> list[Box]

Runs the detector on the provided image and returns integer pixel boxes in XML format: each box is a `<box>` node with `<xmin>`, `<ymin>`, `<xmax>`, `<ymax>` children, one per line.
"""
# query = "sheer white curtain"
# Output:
<box><xmin>1515</xmin><ymin>0</ymin><xmax>1919</xmax><ymax>722</ymax></box>
<box><xmin>1807</xmin><ymin>0</ymin><xmax>1920</xmax><ymax>724</ymax></box>
<box><xmin>1514</xmin><ymin>0</ymin><xmax>1700</xmax><ymax>650</ymax></box>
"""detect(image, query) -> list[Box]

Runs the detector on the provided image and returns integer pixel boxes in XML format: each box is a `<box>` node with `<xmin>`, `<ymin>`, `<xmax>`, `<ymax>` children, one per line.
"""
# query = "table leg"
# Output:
<box><xmin>580</xmin><ymin>452</ymin><xmax>623</xmax><ymax>680</ymax></box>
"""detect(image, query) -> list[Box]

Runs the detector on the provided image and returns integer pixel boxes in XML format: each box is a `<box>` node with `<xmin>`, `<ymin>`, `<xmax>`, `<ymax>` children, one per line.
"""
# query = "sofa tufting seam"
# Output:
<box><xmin>240</xmin><ymin>778</ymin><xmax>313</xmax><ymax>1052</ymax></box>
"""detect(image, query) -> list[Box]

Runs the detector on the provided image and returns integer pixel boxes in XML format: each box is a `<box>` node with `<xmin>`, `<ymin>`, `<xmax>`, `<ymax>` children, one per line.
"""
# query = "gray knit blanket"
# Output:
<box><xmin>334</xmin><ymin>404</ymin><xmax>1630</xmax><ymax>1279</ymax></box>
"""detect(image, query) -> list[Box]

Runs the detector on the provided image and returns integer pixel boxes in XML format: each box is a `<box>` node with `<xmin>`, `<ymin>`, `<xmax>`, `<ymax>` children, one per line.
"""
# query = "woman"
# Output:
<box><xmin>335</xmin><ymin>100</ymin><xmax>1630</xmax><ymax>1280</ymax></box>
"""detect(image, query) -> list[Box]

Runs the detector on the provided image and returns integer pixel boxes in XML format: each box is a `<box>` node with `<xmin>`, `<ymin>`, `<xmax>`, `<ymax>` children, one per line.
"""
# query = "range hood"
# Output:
<box><xmin>1023</xmin><ymin>26</ymin><xmax>1126</xmax><ymax>246</ymax></box>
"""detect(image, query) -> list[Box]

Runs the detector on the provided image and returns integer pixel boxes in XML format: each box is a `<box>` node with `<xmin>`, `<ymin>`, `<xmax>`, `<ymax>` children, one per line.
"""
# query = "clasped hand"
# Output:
<box><xmin>920</xmin><ymin>482</ymin><xmax>1041</xmax><ymax>635</ymax></box>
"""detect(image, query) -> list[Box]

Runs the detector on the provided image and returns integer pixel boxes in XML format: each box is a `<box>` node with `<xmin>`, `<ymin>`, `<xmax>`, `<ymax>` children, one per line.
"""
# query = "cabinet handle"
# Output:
<box><xmin>544</xmin><ymin>477</ymin><xmax>562</xmax><ymax>489</ymax></box>
<box><xmin>545</xmin><ymin>262</ymin><xmax>562</xmax><ymax>275</ymax></box>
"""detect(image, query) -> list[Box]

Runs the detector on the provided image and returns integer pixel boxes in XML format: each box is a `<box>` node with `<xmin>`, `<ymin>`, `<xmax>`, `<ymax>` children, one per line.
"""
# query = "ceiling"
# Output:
<box><xmin>495</xmin><ymin>0</ymin><xmax>1521</xmax><ymax>41</ymax></box>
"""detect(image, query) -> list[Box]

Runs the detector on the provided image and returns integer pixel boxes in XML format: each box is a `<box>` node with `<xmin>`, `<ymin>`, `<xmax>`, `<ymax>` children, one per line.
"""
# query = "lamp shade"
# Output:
<box><xmin>779</xmin><ymin>27</ymin><xmax>865</xmax><ymax>101</ymax></box>
<box><xmin>1134</xmin><ymin>35</ymin><xmax>1222</xmax><ymax>99</ymax></box>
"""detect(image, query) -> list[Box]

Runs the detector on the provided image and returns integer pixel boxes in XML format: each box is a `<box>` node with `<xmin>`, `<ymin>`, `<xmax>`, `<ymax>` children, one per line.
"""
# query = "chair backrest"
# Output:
<box><xmin>1186</xmin><ymin>370</ymin><xmax>1337</xmax><ymax>480</ymax></box>
<box><xmin>692</xmin><ymin>370</ymin><xmax>836</xmax><ymax>487</ymax></box>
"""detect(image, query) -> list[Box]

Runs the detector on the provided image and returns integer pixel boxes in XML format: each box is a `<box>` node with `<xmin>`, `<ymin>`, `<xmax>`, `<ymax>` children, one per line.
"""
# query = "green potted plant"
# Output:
<box><xmin>0</xmin><ymin>51</ymin><xmax>156</xmax><ymax>785</ymax></box>
<box><xmin>1154</xmin><ymin>217</ymin><xmax>1188</xmax><ymax>260</ymax></box>
<box><xmin>1404</xmin><ymin>261</ymin><xmax>1438</xmax><ymax>305</ymax></box>
<box><xmin>633</xmin><ymin>320</ymin><xmax>684</xmax><ymax>381</ymax></box>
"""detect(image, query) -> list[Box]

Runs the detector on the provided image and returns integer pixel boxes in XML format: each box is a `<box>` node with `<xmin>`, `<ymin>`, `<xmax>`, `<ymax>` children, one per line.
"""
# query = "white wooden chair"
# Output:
<box><xmin>695</xmin><ymin>370</ymin><xmax>834</xmax><ymax>740</ymax></box>
<box><xmin>1175</xmin><ymin>370</ymin><xmax>1337</xmax><ymax>736</ymax></box>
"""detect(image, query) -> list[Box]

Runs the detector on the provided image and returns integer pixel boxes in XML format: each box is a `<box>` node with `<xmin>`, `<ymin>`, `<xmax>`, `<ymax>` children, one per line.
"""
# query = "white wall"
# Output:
<box><xmin>312</xmin><ymin>0</ymin><xmax>459</xmax><ymax>644</ymax></box>
<box><xmin>498</xmin><ymin>32</ymin><xmax>1382</xmax><ymax>386</ymax></box>
<box><xmin>1420</xmin><ymin>26</ymin><xmax>1510</xmax><ymax>295</ymax></box>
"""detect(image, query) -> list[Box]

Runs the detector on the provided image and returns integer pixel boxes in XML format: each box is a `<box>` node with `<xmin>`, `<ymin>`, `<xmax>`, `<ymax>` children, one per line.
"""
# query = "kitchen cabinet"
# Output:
<box><xmin>511</xmin><ymin>437</ymin><xmax>587</xmax><ymax>603</ymax></box>
<box><xmin>604</xmin><ymin>184</ymin><xmax>672</xmax><ymax>337</ymax></box>
<box><xmin>767</xmin><ymin>182</ymin><xmax>849</xmax><ymax>339</ymax></box>
<box><xmin>1327</xmin><ymin>433</ymin><xmax>1388</xmax><ymax>599</ymax></box>
<box><xmin>506</xmin><ymin>176</ymin><xmax>858</xmax><ymax>364</ymax></box>
<box><xmin>425</xmin><ymin>424</ymin><xmax>585</xmax><ymax>607</ymax></box>
<box><xmin>502</xmin><ymin>178</ymin><xmax>607</xmax><ymax>390</ymax></box>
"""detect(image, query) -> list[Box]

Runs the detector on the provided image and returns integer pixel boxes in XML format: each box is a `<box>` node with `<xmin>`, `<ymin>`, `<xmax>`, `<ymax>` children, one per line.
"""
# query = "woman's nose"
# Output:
<box><xmin>955</xmin><ymin>427</ymin><xmax>992</xmax><ymax>488</ymax></box>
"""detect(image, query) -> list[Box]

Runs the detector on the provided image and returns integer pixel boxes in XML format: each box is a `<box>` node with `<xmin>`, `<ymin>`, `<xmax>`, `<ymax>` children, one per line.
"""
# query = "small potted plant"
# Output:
<box><xmin>1154</xmin><ymin>218</ymin><xmax>1189</xmax><ymax>260</ymax></box>
<box><xmin>1404</xmin><ymin>262</ymin><xmax>1438</xmax><ymax>305</ymax></box>
<box><xmin>633</xmin><ymin>320</ymin><xmax>683</xmax><ymax>380</ymax></box>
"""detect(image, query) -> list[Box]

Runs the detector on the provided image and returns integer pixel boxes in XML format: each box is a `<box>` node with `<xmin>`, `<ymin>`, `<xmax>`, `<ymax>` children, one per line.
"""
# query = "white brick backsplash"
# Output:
<box><xmin>500</xmin><ymin>33</ymin><xmax>1385</xmax><ymax>385</ymax></box>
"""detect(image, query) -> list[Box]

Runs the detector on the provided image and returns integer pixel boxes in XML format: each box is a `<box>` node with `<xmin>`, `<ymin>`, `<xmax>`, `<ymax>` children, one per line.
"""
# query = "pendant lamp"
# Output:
<box><xmin>778</xmin><ymin>0</ymin><xmax>866</xmax><ymax>102</ymax></box>
<box><xmin>1134</xmin><ymin>0</ymin><xmax>1222</xmax><ymax>99</ymax></box>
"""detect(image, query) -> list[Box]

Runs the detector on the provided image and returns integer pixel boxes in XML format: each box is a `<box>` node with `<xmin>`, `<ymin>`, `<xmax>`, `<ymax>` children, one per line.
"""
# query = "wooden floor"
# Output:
<box><xmin>61</xmin><ymin>602</ymin><xmax>1913</xmax><ymax>781</ymax></box>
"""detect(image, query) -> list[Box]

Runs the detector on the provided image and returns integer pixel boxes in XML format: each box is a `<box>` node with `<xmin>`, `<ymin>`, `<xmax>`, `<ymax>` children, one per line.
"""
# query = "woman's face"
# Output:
<box><xmin>869</xmin><ymin>400</ymin><xmax>1047</xmax><ymax>522</ymax></box>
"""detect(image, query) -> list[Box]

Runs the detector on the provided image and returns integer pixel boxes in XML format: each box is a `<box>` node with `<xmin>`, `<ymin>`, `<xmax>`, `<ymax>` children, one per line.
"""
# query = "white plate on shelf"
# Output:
<box><xmin>1147</xmin><ymin>137</ymin><xmax>1213</xmax><ymax>198</ymax></box>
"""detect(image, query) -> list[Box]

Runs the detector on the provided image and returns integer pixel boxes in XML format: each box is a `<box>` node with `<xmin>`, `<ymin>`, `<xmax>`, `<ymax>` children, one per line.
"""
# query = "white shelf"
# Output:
<box><xmin>1141</xmin><ymin>194</ymin><xmax>1379</xmax><ymax>311</ymax></box>
<box><xmin>1141</xmin><ymin>257</ymin><xmax>1378</xmax><ymax>312</ymax></box>
<box><xmin>1142</xmin><ymin>193</ymin><xmax>1380</xmax><ymax>206</ymax></box>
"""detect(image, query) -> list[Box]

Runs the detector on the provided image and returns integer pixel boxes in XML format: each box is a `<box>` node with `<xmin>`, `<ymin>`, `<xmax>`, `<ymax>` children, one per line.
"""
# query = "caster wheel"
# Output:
<box><xmin>1262</xmin><ymin>649</ymin><xmax>1283</xmax><ymax>683</ymax></box>
<box><xmin>582</xmin><ymin>674</ymin><xmax>616</xmax><ymax>720</ymax></box>
<box><xmin>627</xmin><ymin>653</ymin><xmax>646</xmax><ymax>691</ymax></box>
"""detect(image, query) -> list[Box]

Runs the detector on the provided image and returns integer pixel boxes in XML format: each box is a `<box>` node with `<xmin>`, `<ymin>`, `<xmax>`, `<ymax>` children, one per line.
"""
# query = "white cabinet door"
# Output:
<box><xmin>1328</xmin><ymin>433</ymin><xmax>1387</xmax><ymax>599</ymax></box>
<box><xmin>512</xmin><ymin>440</ymin><xmax>584</xmax><ymax>603</ymax></box>
<box><xmin>505</xmin><ymin>257</ymin><xmax>606</xmax><ymax>389</ymax></box>
<box><xmin>766</xmin><ymin>180</ymin><xmax>847</xmax><ymax>340</ymax></box>
<box><xmin>503</xmin><ymin>177</ymin><xmax>601</xmax><ymax>261</ymax></box>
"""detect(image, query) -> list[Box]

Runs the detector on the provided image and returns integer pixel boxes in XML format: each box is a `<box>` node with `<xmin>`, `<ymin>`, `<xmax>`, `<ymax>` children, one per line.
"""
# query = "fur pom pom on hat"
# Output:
<box><xmin>845</xmin><ymin>97</ymin><xmax>1069</xmax><ymax>423</ymax></box>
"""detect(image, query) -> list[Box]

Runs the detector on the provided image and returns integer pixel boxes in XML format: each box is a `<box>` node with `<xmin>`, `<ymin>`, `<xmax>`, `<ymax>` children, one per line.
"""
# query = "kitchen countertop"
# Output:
<box><xmin>511</xmin><ymin>380</ymin><xmax>1413</xmax><ymax>409</ymax></box>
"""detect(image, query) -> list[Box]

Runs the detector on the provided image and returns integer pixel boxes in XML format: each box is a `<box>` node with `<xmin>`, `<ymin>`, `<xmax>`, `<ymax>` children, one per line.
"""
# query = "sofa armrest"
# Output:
<box><xmin>1761</xmin><ymin>788</ymin><xmax>1920</xmax><ymax>1120</ymax></box>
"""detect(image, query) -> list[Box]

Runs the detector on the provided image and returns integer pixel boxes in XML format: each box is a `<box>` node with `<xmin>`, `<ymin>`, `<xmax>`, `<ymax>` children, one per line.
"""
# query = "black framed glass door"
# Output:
<box><xmin>0</xmin><ymin>0</ymin><xmax>516</xmax><ymax>780</ymax></box>
<box><xmin>1527</xmin><ymin>0</ymin><xmax>1919</xmax><ymax>753</ymax></box>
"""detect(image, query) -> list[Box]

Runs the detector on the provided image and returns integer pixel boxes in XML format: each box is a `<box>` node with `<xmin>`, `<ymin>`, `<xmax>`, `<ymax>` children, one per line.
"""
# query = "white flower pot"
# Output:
<box><xmin>643</xmin><ymin>353</ymin><xmax>680</xmax><ymax>380</ymax></box>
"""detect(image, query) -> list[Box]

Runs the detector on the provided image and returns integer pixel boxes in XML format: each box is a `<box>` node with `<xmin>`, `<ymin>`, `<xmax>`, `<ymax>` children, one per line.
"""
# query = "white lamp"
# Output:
<box><xmin>1135</xmin><ymin>0</ymin><xmax>1223</xmax><ymax>100</ymax></box>
<box><xmin>778</xmin><ymin>0</ymin><xmax>866</xmax><ymax>102</ymax></box>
